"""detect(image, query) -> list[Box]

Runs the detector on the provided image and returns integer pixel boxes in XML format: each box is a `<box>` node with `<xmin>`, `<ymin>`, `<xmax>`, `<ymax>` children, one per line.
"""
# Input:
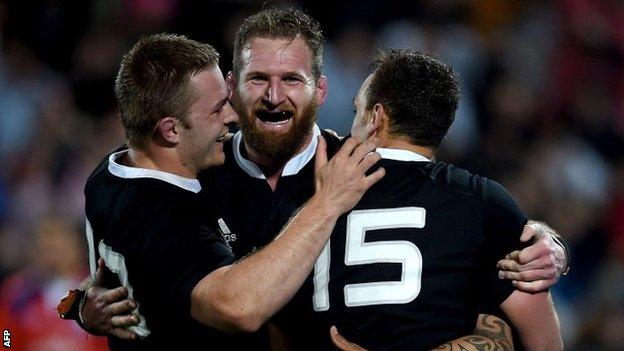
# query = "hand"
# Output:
<box><xmin>81</xmin><ymin>258</ymin><xmax>140</xmax><ymax>339</ymax></box>
<box><xmin>330</xmin><ymin>326</ymin><xmax>368</xmax><ymax>351</ymax></box>
<box><xmin>313</xmin><ymin>136</ymin><xmax>385</xmax><ymax>217</ymax></box>
<box><xmin>497</xmin><ymin>223</ymin><xmax>567</xmax><ymax>293</ymax></box>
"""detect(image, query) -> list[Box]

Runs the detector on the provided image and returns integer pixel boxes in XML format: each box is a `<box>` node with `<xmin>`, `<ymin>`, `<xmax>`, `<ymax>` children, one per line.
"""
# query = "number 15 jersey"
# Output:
<box><xmin>301</xmin><ymin>148</ymin><xmax>527</xmax><ymax>350</ymax></box>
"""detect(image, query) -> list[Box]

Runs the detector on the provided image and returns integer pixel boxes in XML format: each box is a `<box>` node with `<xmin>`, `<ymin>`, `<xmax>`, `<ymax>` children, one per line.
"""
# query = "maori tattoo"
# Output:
<box><xmin>432</xmin><ymin>314</ymin><xmax>514</xmax><ymax>351</ymax></box>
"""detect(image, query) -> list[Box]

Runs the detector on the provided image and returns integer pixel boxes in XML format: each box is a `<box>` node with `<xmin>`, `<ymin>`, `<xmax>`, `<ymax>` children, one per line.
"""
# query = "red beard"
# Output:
<box><xmin>233</xmin><ymin>95</ymin><xmax>318</xmax><ymax>161</ymax></box>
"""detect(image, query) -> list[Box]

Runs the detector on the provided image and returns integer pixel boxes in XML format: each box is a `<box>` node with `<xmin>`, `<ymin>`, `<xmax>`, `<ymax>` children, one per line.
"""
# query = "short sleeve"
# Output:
<box><xmin>479</xmin><ymin>178</ymin><xmax>529</xmax><ymax>312</ymax></box>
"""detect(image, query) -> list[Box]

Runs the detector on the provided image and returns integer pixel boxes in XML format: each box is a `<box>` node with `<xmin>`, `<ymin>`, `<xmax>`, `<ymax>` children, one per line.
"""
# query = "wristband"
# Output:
<box><xmin>57</xmin><ymin>289</ymin><xmax>86</xmax><ymax>320</ymax></box>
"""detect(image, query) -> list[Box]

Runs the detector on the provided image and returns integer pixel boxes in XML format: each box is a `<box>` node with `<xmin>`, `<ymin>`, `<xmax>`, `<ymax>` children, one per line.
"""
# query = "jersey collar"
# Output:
<box><xmin>108</xmin><ymin>149</ymin><xmax>202</xmax><ymax>193</ymax></box>
<box><xmin>376</xmin><ymin>147</ymin><xmax>431</xmax><ymax>162</ymax></box>
<box><xmin>232</xmin><ymin>124</ymin><xmax>321</xmax><ymax>179</ymax></box>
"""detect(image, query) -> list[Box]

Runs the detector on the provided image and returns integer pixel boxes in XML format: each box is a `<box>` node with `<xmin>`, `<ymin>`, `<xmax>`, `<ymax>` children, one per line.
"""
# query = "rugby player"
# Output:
<box><xmin>285</xmin><ymin>49</ymin><xmax>563</xmax><ymax>351</ymax></box>
<box><xmin>63</xmin><ymin>33</ymin><xmax>384</xmax><ymax>350</ymax></box>
<box><xmin>62</xmin><ymin>8</ymin><xmax>569</xmax><ymax>350</ymax></box>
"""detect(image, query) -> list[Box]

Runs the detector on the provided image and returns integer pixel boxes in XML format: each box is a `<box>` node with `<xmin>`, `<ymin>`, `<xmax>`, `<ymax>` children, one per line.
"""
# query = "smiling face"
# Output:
<box><xmin>178</xmin><ymin>66</ymin><xmax>238</xmax><ymax>171</ymax></box>
<box><xmin>231</xmin><ymin>36</ymin><xmax>327</xmax><ymax>161</ymax></box>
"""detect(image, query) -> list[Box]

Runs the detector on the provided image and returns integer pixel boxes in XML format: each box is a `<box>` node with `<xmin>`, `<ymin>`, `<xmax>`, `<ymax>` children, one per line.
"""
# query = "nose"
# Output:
<box><xmin>265</xmin><ymin>78</ymin><xmax>286</xmax><ymax>108</ymax></box>
<box><xmin>223</xmin><ymin>101</ymin><xmax>238</xmax><ymax>127</ymax></box>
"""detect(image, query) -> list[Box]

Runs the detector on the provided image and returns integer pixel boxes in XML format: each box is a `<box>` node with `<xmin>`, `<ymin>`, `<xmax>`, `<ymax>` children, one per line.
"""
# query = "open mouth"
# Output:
<box><xmin>255</xmin><ymin>110</ymin><xmax>294</xmax><ymax>124</ymax></box>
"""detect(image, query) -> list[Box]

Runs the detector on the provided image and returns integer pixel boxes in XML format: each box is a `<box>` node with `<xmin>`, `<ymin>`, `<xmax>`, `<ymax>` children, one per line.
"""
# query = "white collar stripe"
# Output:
<box><xmin>107</xmin><ymin>150</ymin><xmax>201</xmax><ymax>193</ymax></box>
<box><xmin>376</xmin><ymin>148</ymin><xmax>431</xmax><ymax>162</ymax></box>
<box><xmin>233</xmin><ymin>124</ymin><xmax>321</xmax><ymax>179</ymax></box>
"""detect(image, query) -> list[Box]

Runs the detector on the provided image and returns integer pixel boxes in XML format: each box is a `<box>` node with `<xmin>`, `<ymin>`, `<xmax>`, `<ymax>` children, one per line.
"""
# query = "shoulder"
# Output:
<box><xmin>422</xmin><ymin>162</ymin><xmax>487</xmax><ymax>199</ymax></box>
<box><xmin>424</xmin><ymin>162</ymin><xmax>520</xmax><ymax>206</ymax></box>
<box><xmin>320</xmin><ymin>129</ymin><xmax>345</xmax><ymax>157</ymax></box>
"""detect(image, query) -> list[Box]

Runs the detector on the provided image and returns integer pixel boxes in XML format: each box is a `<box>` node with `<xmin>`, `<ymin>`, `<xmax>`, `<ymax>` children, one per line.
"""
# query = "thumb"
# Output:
<box><xmin>92</xmin><ymin>258</ymin><xmax>106</xmax><ymax>286</ymax></box>
<box><xmin>315</xmin><ymin>135</ymin><xmax>328</xmax><ymax>173</ymax></box>
<box><xmin>330</xmin><ymin>326</ymin><xmax>367</xmax><ymax>351</ymax></box>
<box><xmin>520</xmin><ymin>224</ymin><xmax>539</xmax><ymax>243</ymax></box>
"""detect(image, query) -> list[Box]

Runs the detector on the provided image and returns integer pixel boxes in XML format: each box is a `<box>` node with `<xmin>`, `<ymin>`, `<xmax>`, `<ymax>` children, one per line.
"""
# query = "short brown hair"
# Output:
<box><xmin>232</xmin><ymin>8</ymin><xmax>324</xmax><ymax>80</ymax></box>
<box><xmin>366</xmin><ymin>49</ymin><xmax>460</xmax><ymax>148</ymax></box>
<box><xmin>115</xmin><ymin>33</ymin><xmax>219</xmax><ymax>148</ymax></box>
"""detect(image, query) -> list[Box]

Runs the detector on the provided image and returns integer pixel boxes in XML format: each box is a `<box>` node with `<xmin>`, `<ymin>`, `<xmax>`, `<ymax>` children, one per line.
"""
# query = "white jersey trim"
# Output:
<box><xmin>232</xmin><ymin>124</ymin><xmax>321</xmax><ymax>179</ymax></box>
<box><xmin>376</xmin><ymin>148</ymin><xmax>431</xmax><ymax>163</ymax></box>
<box><xmin>108</xmin><ymin>149</ymin><xmax>201</xmax><ymax>193</ymax></box>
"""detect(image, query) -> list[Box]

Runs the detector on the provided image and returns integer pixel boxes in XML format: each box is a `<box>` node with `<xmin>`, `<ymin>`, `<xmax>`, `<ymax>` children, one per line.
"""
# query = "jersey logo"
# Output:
<box><xmin>217</xmin><ymin>218</ymin><xmax>237</xmax><ymax>252</ymax></box>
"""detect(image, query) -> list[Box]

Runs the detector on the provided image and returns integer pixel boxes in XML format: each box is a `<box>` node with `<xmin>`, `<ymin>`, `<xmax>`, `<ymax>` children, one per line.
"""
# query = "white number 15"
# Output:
<box><xmin>313</xmin><ymin>207</ymin><xmax>425</xmax><ymax>311</ymax></box>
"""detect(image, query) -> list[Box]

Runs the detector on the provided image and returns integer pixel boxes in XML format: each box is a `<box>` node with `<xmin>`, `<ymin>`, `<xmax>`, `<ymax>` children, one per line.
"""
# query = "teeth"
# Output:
<box><xmin>262</xmin><ymin>119</ymin><xmax>290</xmax><ymax>125</ymax></box>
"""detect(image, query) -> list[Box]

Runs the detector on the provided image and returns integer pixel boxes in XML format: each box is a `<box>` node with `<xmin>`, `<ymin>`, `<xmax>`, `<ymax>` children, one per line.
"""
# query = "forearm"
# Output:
<box><xmin>501</xmin><ymin>291</ymin><xmax>562</xmax><ymax>351</ymax></box>
<box><xmin>191</xmin><ymin>195</ymin><xmax>339</xmax><ymax>331</ymax></box>
<box><xmin>432</xmin><ymin>314</ymin><xmax>513</xmax><ymax>351</ymax></box>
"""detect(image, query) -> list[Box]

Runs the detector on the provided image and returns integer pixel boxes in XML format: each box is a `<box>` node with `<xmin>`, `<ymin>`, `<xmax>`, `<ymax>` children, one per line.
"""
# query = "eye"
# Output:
<box><xmin>283</xmin><ymin>76</ymin><xmax>302</xmax><ymax>84</ymax></box>
<box><xmin>248</xmin><ymin>75</ymin><xmax>268</xmax><ymax>84</ymax></box>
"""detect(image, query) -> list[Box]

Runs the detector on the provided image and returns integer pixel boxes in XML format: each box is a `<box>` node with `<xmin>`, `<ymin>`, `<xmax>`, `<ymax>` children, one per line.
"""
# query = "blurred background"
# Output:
<box><xmin>0</xmin><ymin>0</ymin><xmax>622</xmax><ymax>350</ymax></box>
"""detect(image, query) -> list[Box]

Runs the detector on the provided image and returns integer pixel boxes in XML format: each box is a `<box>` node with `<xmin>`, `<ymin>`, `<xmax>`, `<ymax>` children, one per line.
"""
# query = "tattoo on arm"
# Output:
<box><xmin>431</xmin><ymin>314</ymin><xmax>513</xmax><ymax>351</ymax></box>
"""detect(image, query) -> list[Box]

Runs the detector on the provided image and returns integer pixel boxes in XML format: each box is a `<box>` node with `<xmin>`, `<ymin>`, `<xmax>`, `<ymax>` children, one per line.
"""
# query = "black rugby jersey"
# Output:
<box><xmin>274</xmin><ymin>148</ymin><xmax>527</xmax><ymax>351</ymax></box>
<box><xmin>84</xmin><ymin>148</ymin><xmax>266</xmax><ymax>350</ymax></box>
<box><xmin>198</xmin><ymin>125</ymin><xmax>344</xmax><ymax>257</ymax></box>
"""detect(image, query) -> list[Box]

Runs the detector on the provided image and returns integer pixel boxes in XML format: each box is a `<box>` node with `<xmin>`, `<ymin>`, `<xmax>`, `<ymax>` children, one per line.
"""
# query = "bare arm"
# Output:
<box><xmin>330</xmin><ymin>314</ymin><xmax>513</xmax><ymax>351</ymax></box>
<box><xmin>431</xmin><ymin>314</ymin><xmax>513</xmax><ymax>351</ymax></box>
<box><xmin>191</xmin><ymin>137</ymin><xmax>385</xmax><ymax>332</ymax></box>
<box><xmin>500</xmin><ymin>290</ymin><xmax>562</xmax><ymax>351</ymax></box>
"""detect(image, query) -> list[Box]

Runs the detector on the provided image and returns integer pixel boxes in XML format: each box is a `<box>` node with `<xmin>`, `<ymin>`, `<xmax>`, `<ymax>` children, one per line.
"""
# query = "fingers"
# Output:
<box><xmin>315</xmin><ymin>135</ymin><xmax>328</xmax><ymax>172</ymax></box>
<box><xmin>518</xmin><ymin>240</ymin><xmax>551</xmax><ymax>264</ymax></box>
<box><xmin>499</xmin><ymin>269</ymin><xmax>555</xmax><ymax>282</ymax></box>
<box><xmin>110</xmin><ymin>314</ymin><xmax>140</xmax><ymax>328</ymax></box>
<box><xmin>99</xmin><ymin>286</ymin><xmax>130</xmax><ymax>304</ymax></box>
<box><xmin>106</xmin><ymin>299</ymin><xmax>137</xmax><ymax>316</ymax></box>
<box><xmin>350</xmin><ymin>138</ymin><xmax>378</xmax><ymax>165</ymax></box>
<box><xmin>356</xmin><ymin>151</ymin><xmax>381</xmax><ymax>175</ymax></box>
<box><xmin>334</xmin><ymin>137</ymin><xmax>360</xmax><ymax>159</ymax></box>
<box><xmin>109</xmin><ymin>327</ymin><xmax>139</xmax><ymax>340</ymax></box>
<box><xmin>497</xmin><ymin>258</ymin><xmax>522</xmax><ymax>273</ymax></box>
<box><xmin>513</xmin><ymin>279</ymin><xmax>552</xmax><ymax>294</ymax></box>
<box><xmin>520</xmin><ymin>224</ymin><xmax>538</xmax><ymax>242</ymax></box>
<box><xmin>330</xmin><ymin>326</ymin><xmax>367</xmax><ymax>351</ymax></box>
<box><xmin>499</xmin><ymin>254</ymin><xmax>554</xmax><ymax>270</ymax></box>
<box><xmin>504</xmin><ymin>250</ymin><xmax>521</xmax><ymax>261</ymax></box>
<box><xmin>363</xmin><ymin>167</ymin><xmax>385</xmax><ymax>189</ymax></box>
<box><xmin>521</xmin><ymin>223</ymin><xmax>548</xmax><ymax>242</ymax></box>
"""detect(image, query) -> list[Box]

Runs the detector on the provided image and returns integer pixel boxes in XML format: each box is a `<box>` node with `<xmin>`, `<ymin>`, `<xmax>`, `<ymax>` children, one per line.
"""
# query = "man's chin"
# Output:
<box><xmin>201</xmin><ymin>152</ymin><xmax>226</xmax><ymax>170</ymax></box>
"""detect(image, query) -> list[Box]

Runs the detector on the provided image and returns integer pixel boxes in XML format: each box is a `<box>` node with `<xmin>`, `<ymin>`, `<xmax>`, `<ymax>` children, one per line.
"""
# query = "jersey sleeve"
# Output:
<box><xmin>479</xmin><ymin>178</ymin><xmax>529</xmax><ymax>313</ymax></box>
<box><xmin>135</xmin><ymin>206</ymin><xmax>235</xmax><ymax>318</ymax></box>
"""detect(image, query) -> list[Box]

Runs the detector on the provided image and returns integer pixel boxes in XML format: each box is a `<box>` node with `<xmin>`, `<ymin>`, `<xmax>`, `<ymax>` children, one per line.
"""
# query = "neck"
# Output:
<box><xmin>382</xmin><ymin>138</ymin><xmax>435</xmax><ymax>159</ymax></box>
<box><xmin>126</xmin><ymin>145</ymin><xmax>197</xmax><ymax>179</ymax></box>
<box><xmin>243</xmin><ymin>130</ymin><xmax>314</xmax><ymax>191</ymax></box>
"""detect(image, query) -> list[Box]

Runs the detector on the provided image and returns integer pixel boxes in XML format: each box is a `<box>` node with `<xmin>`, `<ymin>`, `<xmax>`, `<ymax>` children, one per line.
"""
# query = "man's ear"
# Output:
<box><xmin>226</xmin><ymin>71</ymin><xmax>237</xmax><ymax>100</ymax></box>
<box><xmin>155</xmin><ymin>117</ymin><xmax>180</xmax><ymax>145</ymax></box>
<box><xmin>368</xmin><ymin>103</ymin><xmax>386</xmax><ymax>136</ymax></box>
<box><xmin>315</xmin><ymin>75</ymin><xmax>328</xmax><ymax>106</ymax></box>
